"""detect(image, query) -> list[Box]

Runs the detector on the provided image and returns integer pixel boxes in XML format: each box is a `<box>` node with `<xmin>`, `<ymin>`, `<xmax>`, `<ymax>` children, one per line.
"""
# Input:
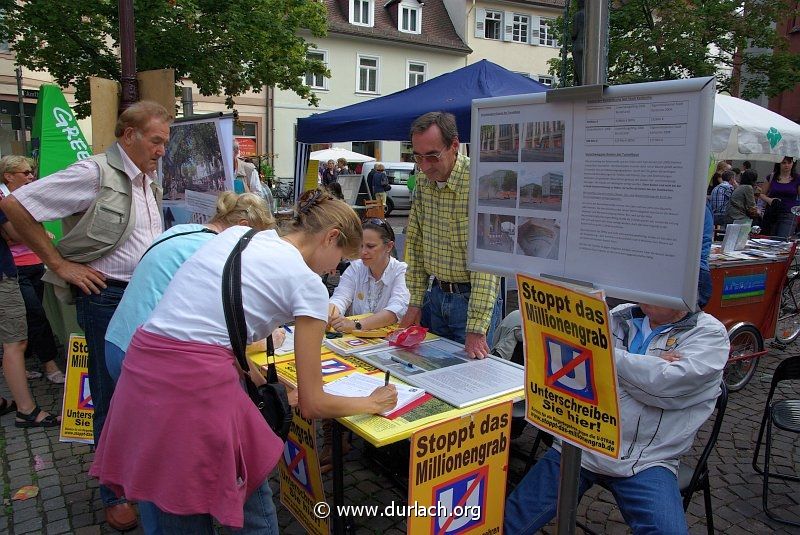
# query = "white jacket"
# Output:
<box><xmin>559</xmin><ymin>304</ymin><xmax>730</xmax><ymax>478</ymax></box>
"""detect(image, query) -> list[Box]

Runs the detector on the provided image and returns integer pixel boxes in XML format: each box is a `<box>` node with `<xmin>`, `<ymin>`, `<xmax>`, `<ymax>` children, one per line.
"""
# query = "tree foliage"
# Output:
<box><xmin>547</xmin><ymin>0</ymin><xmax>800</xmax><ymax>99</ymax></box>
<box><xmin>0</xmin><ymin>0</ymin><xmax>329</xmax><ymax>117</ymax></box>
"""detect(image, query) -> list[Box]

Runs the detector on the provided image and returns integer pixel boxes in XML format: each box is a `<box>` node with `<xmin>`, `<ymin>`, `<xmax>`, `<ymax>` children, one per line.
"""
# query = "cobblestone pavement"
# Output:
<box><xmin>2</xmin><ymin>346</ymin><xmax>799</xmax><ymax>534</ymax></box>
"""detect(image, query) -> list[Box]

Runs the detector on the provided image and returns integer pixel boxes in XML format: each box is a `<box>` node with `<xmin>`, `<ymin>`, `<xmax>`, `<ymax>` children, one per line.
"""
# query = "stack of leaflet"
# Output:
<box><xmin>323</xmin><ymin>372</ymin><xmax>431</xmax><ymax>419</ymax></box>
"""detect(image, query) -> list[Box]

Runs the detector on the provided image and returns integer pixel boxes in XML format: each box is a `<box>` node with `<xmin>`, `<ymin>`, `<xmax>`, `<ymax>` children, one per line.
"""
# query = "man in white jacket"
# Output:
<box><xmin>504</xmin><ymin>302</ymin><xmax>730</xmax><ymax>535</ymax></box>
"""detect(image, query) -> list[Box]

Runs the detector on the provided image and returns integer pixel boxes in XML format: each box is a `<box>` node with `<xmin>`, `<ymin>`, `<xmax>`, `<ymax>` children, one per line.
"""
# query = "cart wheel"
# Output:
<box><xmin>724</xmin><ymin>324</ymin><xmax>762</xmax><ymax>393</ymax></box>
<box><xmin>775</xmin><ymin>274</ymin><xmax>800</xmax><ymax>345</ymax></box>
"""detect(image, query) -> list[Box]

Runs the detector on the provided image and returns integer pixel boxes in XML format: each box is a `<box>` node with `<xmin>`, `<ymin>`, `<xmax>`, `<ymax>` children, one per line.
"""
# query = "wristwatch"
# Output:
<box><xmin>354</xmin><ymin>321</ymin><xmax>363</xmax><ymax>331</ymax></box>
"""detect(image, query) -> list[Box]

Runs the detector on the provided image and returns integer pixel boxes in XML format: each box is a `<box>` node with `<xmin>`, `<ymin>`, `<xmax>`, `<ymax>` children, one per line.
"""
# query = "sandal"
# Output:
<box><xmin>15</xmin><ymin>406</ymin><xmax>60</xmax><ymax>428</ymax></box>
<box><xmin>46</xmin><ymin>370</ymin><xmax>66</xmax><ymax>384</ymax></box>
<box><xmin>0</xmin><ymin>398</ymin><xmax>17</xmax><ymax>416</ymax></box>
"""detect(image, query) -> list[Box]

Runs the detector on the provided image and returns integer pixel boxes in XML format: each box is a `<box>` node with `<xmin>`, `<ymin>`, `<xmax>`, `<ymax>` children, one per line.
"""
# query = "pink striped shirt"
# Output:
<box><xmin>11</xmin><ymin>145</ymin><xmax>162</xmax><ymax>281</ymax></box>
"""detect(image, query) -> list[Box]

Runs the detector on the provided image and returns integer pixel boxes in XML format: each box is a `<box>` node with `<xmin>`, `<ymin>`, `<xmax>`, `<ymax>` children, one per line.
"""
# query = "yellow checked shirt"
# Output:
<box><xmin>405</xmin><ymin>153</ymin><xmax>499</xmax><ymax>334</ymax></box>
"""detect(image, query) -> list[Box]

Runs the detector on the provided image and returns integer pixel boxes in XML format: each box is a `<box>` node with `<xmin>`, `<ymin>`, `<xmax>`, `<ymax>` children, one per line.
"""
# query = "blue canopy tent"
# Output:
<box><xmin>294</xmin><ymin>60</ymin><xmax>548</xmax><ymax>197</ymax></box>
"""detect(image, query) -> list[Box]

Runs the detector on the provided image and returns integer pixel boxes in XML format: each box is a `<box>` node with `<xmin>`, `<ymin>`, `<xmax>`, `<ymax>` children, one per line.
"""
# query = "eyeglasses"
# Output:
<box><xmin>412</xmin><ymin>148</ymin><xmax>447</xmax><ymax>165</ymax></box>
<box><xmin>364</xmin><ymin>218</ymin><xmax>395</xmax><ymax>242</ymax></box>
<box><xmin>16</xmin><ymin>170</ymin><xmax>34</xmax><ymax>176</ymax></box>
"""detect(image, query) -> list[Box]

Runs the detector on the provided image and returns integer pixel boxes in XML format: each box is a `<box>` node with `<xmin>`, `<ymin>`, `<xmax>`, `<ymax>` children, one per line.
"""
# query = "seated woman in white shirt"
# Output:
<box><xmin>328</xmin><ymin>218</ymin><xmax>410</xmax><ymax>332</ymax></box>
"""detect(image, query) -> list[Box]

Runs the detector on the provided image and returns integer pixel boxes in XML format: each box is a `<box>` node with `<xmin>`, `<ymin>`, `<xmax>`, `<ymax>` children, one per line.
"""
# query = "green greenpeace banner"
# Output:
<box><xmin>32</xmin><ymin>84</ymin><xmax>92</xmax><ymax>241</ymax></box>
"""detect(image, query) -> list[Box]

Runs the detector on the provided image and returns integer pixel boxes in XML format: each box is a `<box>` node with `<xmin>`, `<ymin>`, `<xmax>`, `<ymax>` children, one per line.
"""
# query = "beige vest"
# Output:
<box><xmin>42</xmin><ymin>143</ymin><xmax>163</xmax><ymax>300</ymax></box>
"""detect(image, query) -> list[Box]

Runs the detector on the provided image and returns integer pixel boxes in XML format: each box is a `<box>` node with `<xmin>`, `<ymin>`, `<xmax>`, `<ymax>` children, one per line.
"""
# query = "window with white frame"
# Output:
<box><xmin>407</xmin><ymin>62</ymin><xmax>426</xmax><ymax>87</ymax></box>
<box><xmin>484</xmin><ymin>10</ymin><xmax>501</xmax><ymax>40</ymax></box>
<box><xmin>512</xmin><ymin>14</ymin><xmax>529</xmax><ymax>43</ymax></box>
<box><xmin>351</xmin><ymin>0</ymin><xmax>372</xmax><ymax>26</ymax></box>
<box><xmin>400</xmin><ymin>5</ymin><xmax>421</xmax><ymax>33</ymax></box>
<box><xmin>537</xmin><ymin>75</ymin><xmax>554</xmax><ymax>87</ymax></box>
<box><xmin>304</xmin><ymin>50</ymin><xmax>327</xmax><ymax>89</ymax></box>
<box><xmin>539</xmin><ymin>18</ymin><xmax>556</xmax><ymax>46</ymax></box>
<box><xmin>357</xmin><ymin>55</ymin><xmax>379</xmax><ymax>93</ymax></box>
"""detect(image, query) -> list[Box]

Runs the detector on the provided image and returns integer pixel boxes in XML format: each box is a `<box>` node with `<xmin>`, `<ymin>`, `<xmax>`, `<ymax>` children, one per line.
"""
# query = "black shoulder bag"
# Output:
<box><xmin>222</xmin><ymin>228</ymin><xmax>292</xmax><ymax>441</ymax></box>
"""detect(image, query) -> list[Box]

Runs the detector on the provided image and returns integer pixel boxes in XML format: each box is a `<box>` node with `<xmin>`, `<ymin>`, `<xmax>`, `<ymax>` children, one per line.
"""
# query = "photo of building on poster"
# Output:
<box><xmin>521</xmin><ymin>120</ymin><xmax>565</xmax><ymax>162</ymax></box>
<box><xmin>517</xmin><ymin>217</ymin><xmax>560</xmax><ymax>260</ymax></box>
<box><xmin>518</xmin><ymin>169</ymin><xmax>564</xmax><ymax>211</ymax></box>
<box><xmin>479</xmin><ymin>123</ymin><xmax>520</xmax><ymax>162</ymax></box>
<box><xmin>478</xmin><ymin>169</ymin><xmax>518</xmax><ymax>209</ymax></box>
<box><xmin>476</xmin><ymin>213</ymin><xmax>516</xmax><ymax>254</ymax></box>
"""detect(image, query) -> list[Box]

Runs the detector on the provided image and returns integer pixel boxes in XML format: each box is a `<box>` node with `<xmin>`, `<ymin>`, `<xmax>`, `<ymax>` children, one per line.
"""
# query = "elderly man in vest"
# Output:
<box><xmin>0</xmin><ymin>100</ymin><xmax>172</xmax><ymax>531</ymax></box>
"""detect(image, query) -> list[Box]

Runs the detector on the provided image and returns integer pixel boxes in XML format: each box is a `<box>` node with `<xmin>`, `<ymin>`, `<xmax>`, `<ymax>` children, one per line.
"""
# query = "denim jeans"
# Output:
<box><xmin>152</xmin><ymin>479</ymin><xmax>279</xmax><ymax>535</ymax></box>
<box><xmin>697</xmin><ymin>268</ymin><xmax>712</xmax><ymax>310</ymax></box>
<box><xmin>773</xmin><ymin>211</ymin><xmax>797</xmax><ymax>238</ymax></box>
<box><xmin>504</xmin><ymin>448</ymin><xmax>688</xmax><ymax>535</ymax></box>
<box><xmin>104</xmin><ymin>340</ymin><xmax>126</xmax><ymax>384</ymax></box>
<box><xmin>75</xmin><ymin>285</ymin><xmax>126</xmax><ymax>507</ymax></box>
<box><xmin>423</xmin><ymin>284</ymin><xmax>503</xmax><ymax>345</ymax></box>
<box><xmin>17</xmin><ymin>264</ymin><xmax>58</xmax><ymax>364</ymax></box>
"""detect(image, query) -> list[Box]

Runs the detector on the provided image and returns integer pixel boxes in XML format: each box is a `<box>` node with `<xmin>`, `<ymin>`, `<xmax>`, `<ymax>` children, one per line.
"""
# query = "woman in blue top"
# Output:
<box><xmin>104</xmin><ymin>192</ymin><xmax>274</xmax><ymax>382</ymax></box>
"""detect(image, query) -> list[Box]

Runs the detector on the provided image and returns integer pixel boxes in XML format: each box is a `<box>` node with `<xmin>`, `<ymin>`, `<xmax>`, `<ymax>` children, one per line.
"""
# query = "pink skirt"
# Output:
<box><xmin>90</xmin><ymin>328</ymin><xmax>283</xmax><ymax>528</ymax></box>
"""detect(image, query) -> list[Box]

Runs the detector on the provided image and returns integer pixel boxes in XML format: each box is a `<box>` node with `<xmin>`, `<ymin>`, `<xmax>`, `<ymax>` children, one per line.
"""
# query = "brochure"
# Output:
<box><xmin>357</xmin><ymin>338</ymin><xmax>525</xmax><ymax>408</ymax></box>
<box><xmin>323</xmin><ymin>372</ymin><xmax>428</xmax><ymax>418</ymax></box>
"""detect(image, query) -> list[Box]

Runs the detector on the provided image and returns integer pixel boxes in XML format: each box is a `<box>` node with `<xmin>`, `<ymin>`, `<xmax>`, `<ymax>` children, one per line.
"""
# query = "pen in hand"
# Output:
<box><xmin>385</xmin><ymin>369</ymin><xmax>390</xmax><ymax>386</ymax></box>
<box><xmin>282</xmin><ymin>324</ymin><xmax>292</xmax><ymax>333</ymax></box>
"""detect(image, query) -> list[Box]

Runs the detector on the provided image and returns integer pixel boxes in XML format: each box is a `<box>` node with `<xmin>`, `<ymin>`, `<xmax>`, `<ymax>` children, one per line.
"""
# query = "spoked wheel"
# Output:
<box><xmin>724</xmin><ymin>324</ymin><xmax>762</xmax><ymax>392</ymax></box>
<box><xmin>775</xmin><ymin>274</ymin><xmax>800</xmax><ymax>345</ymax></box>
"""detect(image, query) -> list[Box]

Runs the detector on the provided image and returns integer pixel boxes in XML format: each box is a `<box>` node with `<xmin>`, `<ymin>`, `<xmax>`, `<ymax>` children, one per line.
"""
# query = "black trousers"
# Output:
<box><xmin>17</xmin><ymin>263</ymin><xmax>58</xmax><ymax>364</ymax></box>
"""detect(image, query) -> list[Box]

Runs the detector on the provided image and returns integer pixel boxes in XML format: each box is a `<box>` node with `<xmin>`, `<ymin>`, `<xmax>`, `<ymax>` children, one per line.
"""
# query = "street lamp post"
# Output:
<box><xmin>118</xmin><ymin>0</ymin><xmax>138</xmax><ymax>110</ymax></box>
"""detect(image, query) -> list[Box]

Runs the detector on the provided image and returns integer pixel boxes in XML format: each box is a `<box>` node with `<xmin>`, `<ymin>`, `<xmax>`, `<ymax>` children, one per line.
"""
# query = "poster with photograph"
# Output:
<box><xmin>469</xmin><ymin>77</ymin><xmax>716</xmax><ymax>310</ymax></box>
<box><xmin>160</xmin><ymin>115</ymin><xmax>234</xmax><ymax>226</ymax></box>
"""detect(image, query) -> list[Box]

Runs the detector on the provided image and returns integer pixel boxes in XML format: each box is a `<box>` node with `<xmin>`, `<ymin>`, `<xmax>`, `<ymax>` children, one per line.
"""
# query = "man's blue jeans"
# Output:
<box><xmin>75</xmin><ymin>286</ymin><xmax>126</xmax><ymax>508</ymax></box>
<box><xmin>423</xmin><ymin>284</ymin><xmax>503</xmax><ymax>345</ymax></box>
<box><xmin>504</xmin><ymin>448</ymin><xmax>688</xmax><ymax>535</ymax></box>
<box><xmin>152</xmin><ymin>478</ymin><xmax>279</xmax><ymax>535</ymax></box>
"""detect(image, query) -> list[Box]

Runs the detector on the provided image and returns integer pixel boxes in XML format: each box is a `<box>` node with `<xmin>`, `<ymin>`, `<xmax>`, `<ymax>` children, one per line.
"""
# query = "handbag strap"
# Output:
<box><xmin>141</xmin><ymin>228</ymin><xmax>217</xmax><ymax>260</ymax></box>
<box><xmin>221</xmin><ymin>228</ymin><xmax>275</xmax><ymax>378</ymax></box>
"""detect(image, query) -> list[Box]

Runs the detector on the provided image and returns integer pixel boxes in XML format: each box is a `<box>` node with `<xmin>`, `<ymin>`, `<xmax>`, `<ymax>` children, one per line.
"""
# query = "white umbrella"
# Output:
<box><xmin>309</xmin><ymin>147</ymin><xmax>376</xmax><ymax>163</ymax></box>
<box><xmin>712</xmin><ymin>94</ymin><xmax>800</xmax><ymax>163</ymax></box>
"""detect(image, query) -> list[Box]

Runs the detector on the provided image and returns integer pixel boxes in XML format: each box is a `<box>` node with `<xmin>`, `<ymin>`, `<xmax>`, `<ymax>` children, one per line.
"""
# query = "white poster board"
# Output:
<box><xmin>469</xmin><ymin>77</ymin><xmax>715</xmax><ymax>310</ymax></box>
<box><xmin>160</xmin><ymin>114</ymin><xmax>234</xmax><ymax>226</ymax></box>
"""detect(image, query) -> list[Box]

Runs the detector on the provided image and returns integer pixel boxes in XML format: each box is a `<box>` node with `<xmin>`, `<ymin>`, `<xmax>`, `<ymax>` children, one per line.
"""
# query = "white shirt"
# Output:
<box><xmin>11</xmin><ymin>145</ymin><xmax>162</xmax><ymax>281</ymax></box>
<box><xmin>329</xmin><ymin>257</ymin><xmax>410</xmax><ymax>321</ymax></box>
<box><xmin>144</xmin><ymin>227</ymin><xmax>329</xmax><ymax>346</ymax></box>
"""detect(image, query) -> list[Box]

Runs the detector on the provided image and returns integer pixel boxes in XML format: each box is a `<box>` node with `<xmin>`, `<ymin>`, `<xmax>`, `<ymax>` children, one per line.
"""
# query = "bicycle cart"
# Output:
<box><xmin>705</xmin><ymin>241</ymin><xmax>797</xmax><ymax>392</ymax></box>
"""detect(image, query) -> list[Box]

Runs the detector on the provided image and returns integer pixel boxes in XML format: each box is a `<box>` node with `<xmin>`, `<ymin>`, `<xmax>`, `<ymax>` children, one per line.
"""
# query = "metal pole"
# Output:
<box><xmin>582</xmin><ymin>0</ymin><xmax>609</xmax><ymax>86</ymax></box>
<box><xmin>15</xmin><ymin>67</ymin><xmax>26</xmax><ymax>147</ymax></box>
<box><xmin>118</xmin><ymin>0</ymin><xmax>138</xmax><ymax>110</ymax></box>
<box><xmin>555</xmin><ymin>3</ymin><xmax>609</xmax><ymax>535</ymax></box>
<box><xmin>182</xmin><ymin>86</ymin><xmax>194</xmax><ymax>117</ymax></box>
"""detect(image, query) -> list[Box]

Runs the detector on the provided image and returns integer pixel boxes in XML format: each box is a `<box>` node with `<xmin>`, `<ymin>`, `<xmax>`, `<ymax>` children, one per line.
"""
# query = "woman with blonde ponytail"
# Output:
<box><xmin>91</xmin><ymin>189</ymin><xmax>397</xmax><ymax>533</ymax></box>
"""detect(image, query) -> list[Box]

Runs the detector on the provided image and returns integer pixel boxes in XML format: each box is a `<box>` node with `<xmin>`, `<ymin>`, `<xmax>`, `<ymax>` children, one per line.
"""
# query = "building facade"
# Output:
<box><xmin>271</xmin><ymin>0</ymin><xmax>469</xmax><ymax>178</ymax></box>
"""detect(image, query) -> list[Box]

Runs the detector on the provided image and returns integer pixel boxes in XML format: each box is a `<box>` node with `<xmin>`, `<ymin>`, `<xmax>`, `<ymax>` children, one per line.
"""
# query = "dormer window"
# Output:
<box><xmin>351</xmin><ymin>0</ymin><xmax>373</xmax><ymax>26</ymax></box>
<box><xmin>399</xmin><ymin>1</ymin><xmax>421</xmax><ymax>34</ymax></box>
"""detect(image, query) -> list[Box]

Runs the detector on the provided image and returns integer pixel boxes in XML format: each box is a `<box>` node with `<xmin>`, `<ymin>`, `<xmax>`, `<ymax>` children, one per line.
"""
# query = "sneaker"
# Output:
<box><xmin>46</xmin><ymin>370</ymin><xmax>66</xmax><ymax>384</ymax></box>
<box><xmin>26</xmin><ymin>370</ymin><xmax>43</xmax><ymax>380</ymax></box>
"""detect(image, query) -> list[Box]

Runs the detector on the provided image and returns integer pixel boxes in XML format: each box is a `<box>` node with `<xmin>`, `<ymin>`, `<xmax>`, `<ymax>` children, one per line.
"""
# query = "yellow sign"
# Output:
<box><xmin>517</xmin><ymin>274</ymin><xmax>620</xmax><ymax>458</ymax></box>
<box><xmin>59</xmin><ymin>334</ymin><xmax>94</xmax><ymax>444</ymax></box>
<box><xmin>408</xmin><ymin>402</ymin><xmax>512</xmax><ymax>535</ymax></box>
<box><xmin>279</xmin><ymin>408</ymin><xmax>328</xmax><ymax>535</ymax></box>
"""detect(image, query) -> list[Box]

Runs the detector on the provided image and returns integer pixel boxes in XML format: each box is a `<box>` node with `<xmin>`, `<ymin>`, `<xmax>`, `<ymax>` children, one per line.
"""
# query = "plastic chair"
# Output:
<box><xmin>751</xmin><ymin>355</ymin><xmax>800</xmax><ymax>527</ymax></box>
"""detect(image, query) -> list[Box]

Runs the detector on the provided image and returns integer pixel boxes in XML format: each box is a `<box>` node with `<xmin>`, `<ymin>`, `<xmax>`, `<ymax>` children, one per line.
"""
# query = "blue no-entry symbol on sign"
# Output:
<box><xmin>543</xmin><ymin>334</ymin><xmax>597</xmax><ymax>405</ymax></box>
<box><xmin>78</xmin><ymin>372</ymin><xmax>93</xmax><ymax>410</ymax></box>
<box><xmin>282</xmin><ymin>439</ymin><xmax>312</xmax><ymax>494</ymax></box>
<box><xmin>320</xmin><ymin>358</ymin><xmax>354</xmax><ymax>376</ymax></box>
<box><xmin>431</xmin><ymin>467</ymin><xmax>487</xmax><ymax>534</ymax></box>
